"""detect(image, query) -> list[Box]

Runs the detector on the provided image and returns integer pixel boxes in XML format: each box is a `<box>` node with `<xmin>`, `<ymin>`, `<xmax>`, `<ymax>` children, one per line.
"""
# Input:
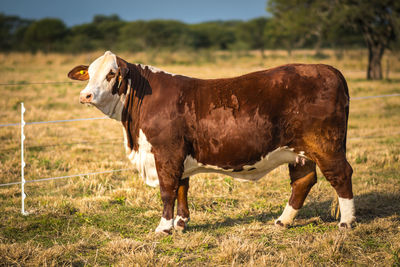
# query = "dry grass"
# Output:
<box><xmin>0</xmin><ymin>49</ymin><xmax>399</xmax><ymax>266</ymax></box>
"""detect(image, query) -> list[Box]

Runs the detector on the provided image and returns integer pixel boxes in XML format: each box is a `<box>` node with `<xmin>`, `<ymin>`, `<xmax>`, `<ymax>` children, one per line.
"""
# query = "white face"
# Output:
<box><xmin>78</xmin><ymin>51</ymin><xmax>126</xmax><ymax>120</ymax></box>
<box><xmin>80</xmin><ymin>51</ymin><xmax>118</xmax><ymax>106</ymax></box>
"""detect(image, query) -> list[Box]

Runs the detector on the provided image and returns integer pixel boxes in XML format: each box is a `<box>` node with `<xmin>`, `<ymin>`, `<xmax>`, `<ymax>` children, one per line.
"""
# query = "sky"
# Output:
<box><xmin>0</xmin><ymin>0</ymin><xmax>270</xmax><ymax>26</ymax></box>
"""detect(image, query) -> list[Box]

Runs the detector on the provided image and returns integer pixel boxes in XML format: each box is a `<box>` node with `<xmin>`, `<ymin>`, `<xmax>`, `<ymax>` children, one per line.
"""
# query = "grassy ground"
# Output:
<box><xmin>0</xmin><ymin>49</ymin><xmax>399</xmax><ymax>266</ymax></box>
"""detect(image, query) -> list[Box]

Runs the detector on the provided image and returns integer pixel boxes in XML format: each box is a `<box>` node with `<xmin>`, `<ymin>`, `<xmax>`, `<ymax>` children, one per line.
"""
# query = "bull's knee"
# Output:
<box><xmin>287</xmin><ymin>161</ymin><xmax>317</xmax><ymax>209</ymax></box>
<box><xmin>327</xmin><ymin>172</ymin><xmax>353</xmax><ymax>199</ymax></box>
<box><xmin>289</xmin><ymin>171</ymin><xmax>317</xmax><ymax>209</ymax></box>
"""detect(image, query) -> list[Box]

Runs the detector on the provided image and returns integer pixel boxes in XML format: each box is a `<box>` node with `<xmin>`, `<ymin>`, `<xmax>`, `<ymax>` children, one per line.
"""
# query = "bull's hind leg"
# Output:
<box><xmin>174</xmin><ymin>177</ymin><xmax>190</xmax><ymax>231</ymax></box>
<box><xmin>315</xmin><ymin>154</ymin><xmax>355</xmax><ymax>228</ymax></box>
<box><xmin>275</xmin><ymin>161</ymin><xmax>317</xmax><ymax>227</ymax></box>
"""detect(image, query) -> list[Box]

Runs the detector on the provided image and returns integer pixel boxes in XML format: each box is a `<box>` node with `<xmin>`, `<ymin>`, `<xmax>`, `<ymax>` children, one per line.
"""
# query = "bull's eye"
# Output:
<box><xmin>106</xmin><ymin>70</ymin><xmax>116</xmax><ymax>82</ymax></box>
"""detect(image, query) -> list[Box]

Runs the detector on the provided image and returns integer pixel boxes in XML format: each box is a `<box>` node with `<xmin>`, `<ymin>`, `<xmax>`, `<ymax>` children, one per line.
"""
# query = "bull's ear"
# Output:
<box><xmin>68</xmin><ymin>65</ymin><xmax>89</xmax><ymax>81</ymax></box>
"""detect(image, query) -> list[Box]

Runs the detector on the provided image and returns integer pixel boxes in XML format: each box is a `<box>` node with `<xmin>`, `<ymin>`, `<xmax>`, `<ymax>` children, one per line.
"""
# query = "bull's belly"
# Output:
<box><xmin>124</xmin><ymin>128</ymin><xmax>308</xmax><ymax>187</ymax></box>
<box><xmin>182</xmin><ymin>147</ymin><xmax>306</xmax><ymax>181</ymax></box>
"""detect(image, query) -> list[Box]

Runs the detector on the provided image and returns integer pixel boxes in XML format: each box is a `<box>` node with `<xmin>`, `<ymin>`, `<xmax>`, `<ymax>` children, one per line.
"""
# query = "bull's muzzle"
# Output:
<box><xmin>79</xmin><ymin>92</ymin><xmax>93</xmax><ymax>104</ymax></box>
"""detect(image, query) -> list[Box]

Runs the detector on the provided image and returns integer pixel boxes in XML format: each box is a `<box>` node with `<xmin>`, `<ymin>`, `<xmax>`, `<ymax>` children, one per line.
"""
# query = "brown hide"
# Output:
<box><xmin>118</xmin><ymin>62</ymin><xmax>349</xmax><ymax>175</ymax></box>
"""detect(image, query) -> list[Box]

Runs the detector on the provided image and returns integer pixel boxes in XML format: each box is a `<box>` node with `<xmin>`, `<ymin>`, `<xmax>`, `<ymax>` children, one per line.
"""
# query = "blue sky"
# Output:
<box><xmin>0</xmin><ymin>0</ymin><xmax>270</xmax><ymax>26</ymax></box>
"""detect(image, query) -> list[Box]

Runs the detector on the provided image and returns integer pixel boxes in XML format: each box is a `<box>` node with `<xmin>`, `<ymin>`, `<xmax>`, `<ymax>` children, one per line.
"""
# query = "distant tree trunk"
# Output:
<box><xmin>314</xmin><ymin>38</ymin><xmax>322</xmax><ymax>56</ymax></box>
<box><xmin>287</xmin><ymin>48</ymin><xmax>292</xmax><ymax>57</ymax></box>
<box><xmin>313</xmin><ymin>31</ymin><xmax>322</xmax><ymax>56</ymax></box>
<box><xmin>366</xmin><ymin>42</ymin><xmax>384</xmax><ymax>80</ymax></box>
<box><xmin>386</xmin><ymin>57</ymin><xmax>390</xmax><ymax>80</ymax></box>
<box><xmin>260</xmin><ymin>46</ymin><xmax>265</xmax><ymax>58</ymax></box>
<box><xmin>285</xmin><ymin>41</ymin><xmax>292</xmax><ymax>57</ymax></box>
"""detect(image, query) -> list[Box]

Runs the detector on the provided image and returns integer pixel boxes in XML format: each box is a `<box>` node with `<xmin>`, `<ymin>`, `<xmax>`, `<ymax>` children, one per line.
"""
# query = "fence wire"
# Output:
<box><xmin>0</xmin><ymin>139</ymin><xmax>124</xmax><ymax>153</ymax></box>
<box><xmin>0</xmin><ymin>116</ymin><xmax>108</xmax><ymax>128</ymax></box>
<box><xmin>0</xmin><ymin>81</ymin><xmax>80</xmax><ymax>86</ymax></box>
<box><xmin>351</xmin><ymin>93</ymin><xmax>400</xmax><ymax>100</ymax></box>
<box><xmin>0</xmin><ymin>168</ymin><xmax>134</xmax><ymax>187</ymax></box>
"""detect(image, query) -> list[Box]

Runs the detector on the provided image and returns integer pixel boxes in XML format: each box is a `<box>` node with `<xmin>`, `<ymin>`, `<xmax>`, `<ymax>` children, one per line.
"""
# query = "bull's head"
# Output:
<box><xmin>68</xmin><ymin>51</ymin><xmax>129</xmax><ymax>120</ymax></box>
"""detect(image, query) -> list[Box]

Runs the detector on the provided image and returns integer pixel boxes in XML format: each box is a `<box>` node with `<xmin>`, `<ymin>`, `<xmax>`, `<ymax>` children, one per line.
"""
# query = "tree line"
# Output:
<box><xmin>0</xmin><ymin>14</ymin><xmax>364</xmax><ymax>54</ymax></box>
<box><xmin>0</xmin><ymin>0</ymin><xmax>399</xmax><ymax>79</ymax></box>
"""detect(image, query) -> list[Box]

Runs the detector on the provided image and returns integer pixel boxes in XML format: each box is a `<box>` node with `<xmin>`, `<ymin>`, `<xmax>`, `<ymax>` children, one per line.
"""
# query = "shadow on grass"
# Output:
<box><xmin>189</xmin><ymin>191</ymin><xmax>400</xmax><ymax>231</ymax></box>
<box><xmin>188</xmin><ymin>210</ymin><xmax>282</xmax><ymax>232</ymax></box>
<box><xmin>294</xmin><ymin>191</ymin><xmax>400</xmax><ymax>224</ymax></box>
<box><xmin>353</xmin><ymin>191</ymin><xmax>400</xmax><ymax>222</ymax></box>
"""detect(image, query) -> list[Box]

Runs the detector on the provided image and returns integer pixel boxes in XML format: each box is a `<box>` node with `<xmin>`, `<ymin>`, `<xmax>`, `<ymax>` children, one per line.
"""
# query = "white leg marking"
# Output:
<box><xmin>173</xmin><ymin>215</ymin><xmax>189</xmax><ymax>231</ymax></box>
<box><xmin>275</xmin><ymin>203</ymin><xmax>299</xmax><ymax>227</ymax></box>
<box><xmin>155</xmin><ymin>217</ymin><xmax>173</xmax><ymax>234</ymax></box>
<box><xmin>338</xmin><ymin>197</ymin><xmax>355</xmax><ymax>228</ymax></box>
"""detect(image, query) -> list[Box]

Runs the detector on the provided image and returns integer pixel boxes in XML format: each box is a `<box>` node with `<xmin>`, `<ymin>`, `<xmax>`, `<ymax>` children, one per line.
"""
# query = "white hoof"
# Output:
<box><xmin>155</xmin><ymin>217</ymin><xmax>173</xmax><ymax>234</ymax></box>
<box><xmin>275</xmin><ymin>219</ymin><xmax>289</xmax><ymax>228</ymax></box>
<box><xmin>173</xmin><ymin>215</ymin><xmax>189</xmax><ymax>231</ymax></box>
<box><xmin>338</xmin><ymin>222</ymin><xmax>353</xmax><ymax>229</ymax></box>
<box><xmin>338</xmin><ymin>197</ymin><xmax>356</xmax><ymax>229</ymax></box>
<box><xmin>275</xmin><ymin>204</ymin><xmax>298</xmax><ymax>227</ymax></box>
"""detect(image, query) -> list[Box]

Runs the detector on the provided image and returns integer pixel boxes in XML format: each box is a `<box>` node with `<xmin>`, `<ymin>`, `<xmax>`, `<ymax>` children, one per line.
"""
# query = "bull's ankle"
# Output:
<box><xmin>174</xmin><ymin>215</ymin><xmax>189</xmax><ymax>231</ymax></box>
<box><xmin>275</xmin><ymin>203</ymin><xmax>298</xmax><ymax>227</ymax></box>
<box><xmin>155</xmin><ymin>217</ymin><xmax>173</xmax><ymax>235</ymax></box>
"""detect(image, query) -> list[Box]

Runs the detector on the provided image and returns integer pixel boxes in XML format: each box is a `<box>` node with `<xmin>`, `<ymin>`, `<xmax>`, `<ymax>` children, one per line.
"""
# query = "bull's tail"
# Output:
<box><xmin>339</xmin><ymin>70</ymin><xmax>350</xmax><ymax>153</ymax></box>
<box><xmin>331</xmin><ymin>191</ymin><xmax>340</xmax><ymax>219</ymax></box>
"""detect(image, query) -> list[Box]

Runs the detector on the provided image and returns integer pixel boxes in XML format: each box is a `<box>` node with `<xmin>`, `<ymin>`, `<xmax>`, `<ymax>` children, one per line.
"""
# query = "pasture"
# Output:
<box><xmin>0</xmin><ymin>49</ymin><xmax>399</xmax><ymax>266</ymax></box>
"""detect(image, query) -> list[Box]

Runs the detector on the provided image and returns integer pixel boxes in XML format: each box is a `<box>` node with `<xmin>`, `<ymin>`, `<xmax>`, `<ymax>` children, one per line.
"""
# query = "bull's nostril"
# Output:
<box><xmin>86</xmin><ymin>94</ymin><xmax>92</xmax><ymax>99</ymax></box>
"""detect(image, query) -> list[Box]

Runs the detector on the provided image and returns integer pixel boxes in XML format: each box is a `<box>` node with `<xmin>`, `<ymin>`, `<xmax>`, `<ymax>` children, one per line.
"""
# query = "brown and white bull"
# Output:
<box><xmin>68</xmin><ymin>51</ymin><xmax>355</xmax><ymax>234</ymax></box>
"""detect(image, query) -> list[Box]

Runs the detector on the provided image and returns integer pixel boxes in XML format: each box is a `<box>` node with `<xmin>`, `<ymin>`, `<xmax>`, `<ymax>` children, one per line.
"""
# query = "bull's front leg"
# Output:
<box><xmin>155</xmin><ymin>177</ymin><xmax>190</xmax><ymax>234</ymax></box>
<box><xmin>155</xmin><ymin>180</ymin><xmax>178</xmax><ymax>234</ymax></box>
<box><xmin>154</xmin><ymin>147</ymin><xmax>186</xmax><ymax>235</ymax></box>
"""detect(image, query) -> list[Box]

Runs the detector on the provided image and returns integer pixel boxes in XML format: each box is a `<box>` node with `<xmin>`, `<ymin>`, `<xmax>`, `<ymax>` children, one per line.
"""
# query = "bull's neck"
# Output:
<box><xmin>121</xmin><ymin>63</ymin><xmax>161</xmax><ymax>152</ymax></box>
<box><xmin>101</xmin><ymin>93</ymin><xmax>126</xmax><ymax>121</ymax></box>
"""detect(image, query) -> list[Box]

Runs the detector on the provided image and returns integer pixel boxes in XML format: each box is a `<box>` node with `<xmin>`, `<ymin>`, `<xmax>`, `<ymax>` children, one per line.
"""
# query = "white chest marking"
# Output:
<box><xmin>182</xmin><ymin>146</ymin><xmax>307</xmax><ymax>180</ymax></box>
<box><xmin>123</xmin><ymin>128</ymin><xmax>159</xmax><ymax>187</ymax></box>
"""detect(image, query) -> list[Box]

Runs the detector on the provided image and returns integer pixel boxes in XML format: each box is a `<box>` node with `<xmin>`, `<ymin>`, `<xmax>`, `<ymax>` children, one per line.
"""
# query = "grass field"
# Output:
<box><xmin>0</xmin><ymin>49</ymin><xmax>399</xmax><ymax>266</ymax></box>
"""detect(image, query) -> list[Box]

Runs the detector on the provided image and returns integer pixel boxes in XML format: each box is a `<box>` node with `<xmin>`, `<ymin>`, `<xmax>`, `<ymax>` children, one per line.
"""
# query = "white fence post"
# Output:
<box><xmin>21</xmin><ymin>102</ymin><xmax>28</xmax><ymax>215</ymax></box>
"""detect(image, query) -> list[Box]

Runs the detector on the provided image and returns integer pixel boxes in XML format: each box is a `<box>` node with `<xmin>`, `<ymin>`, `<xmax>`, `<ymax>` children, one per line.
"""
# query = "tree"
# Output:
<box><xmin>144</xmin><ymin>20</ymin><xmax>189</xmax><ymax>49</ymax></box>
<box><xmin>267</xmin><ymin>0</ymin><xmax>400</xmax><ymax>80</ymax></box>
<box><xmin>267</xmin><ymin>0</ymin><xmax>336</xmax><ymax>55</ymax></box>
<box><xmin>189</xmin><ymin>21</ymin><xmax>237</xmax><ymax>50</ymax></box>
<box><xmin>237</xmin><ymin>17</ymin><xmax>269</xmax><ymax>57</ymax></box>
<box><xmin>66</xmin><ymin>23</ymin><xmax>100</xmax><ymax>52</ymax></box>
<box><xmin>24</xmin><ymin>18</ymin><xmax>67</xmax><ymax>52</ymax></box>
<box><xmin>118</xmin><ymin>21</ymin><xmax>148</xmax><ymax>51</ymax></box>
<box><xmin>339</xmin><ymin>0</ymin><xmax>400</xmax><ymax>79</ymax></box>
<box><xmin>0</xmin><ymin>14</ymin><xmax>31</xmax><ymax>51</ymax></box>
